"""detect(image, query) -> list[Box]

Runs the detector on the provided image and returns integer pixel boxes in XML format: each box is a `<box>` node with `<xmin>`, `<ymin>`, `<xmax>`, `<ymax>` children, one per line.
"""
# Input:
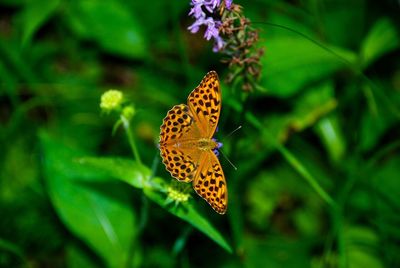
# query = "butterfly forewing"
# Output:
<box><xmin>187</xmin><ymin>71</ymin><xmax>221</xmax><ymax>138</ymax></box>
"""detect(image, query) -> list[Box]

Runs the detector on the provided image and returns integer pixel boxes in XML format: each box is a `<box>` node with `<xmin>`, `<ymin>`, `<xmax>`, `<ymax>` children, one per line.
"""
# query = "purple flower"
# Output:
<box><xmin>205</xmin><ymin>0</ymin><xmax>221</xmax><ymax>11</ymax></box>
<box><xmin>188</xmin><ymin>0</ymin><xmax>231</xmax><ymax>52</ymax></box>
<box><xmin>213</xmin><ymin>36</ymin><xmax>225</xmax><ymax>52</ymax></box>
<box><xmin>203</xmin><ymin>18</ymin><xmax>220</xmax><ymax>40</ymax></box>
<box><xmin>189</xmin><ymin>0</ymin><xmax>220</xmax><ymax>18</ymax></box>
<box><xmin>225</xmin><ymin>0</ymin><xmax>232</xmax><ymax>9</ymax></box>
<box><xmin>188</xmin><ymin>16</ymin><xmax>205</xmax><ymax>33</ymax></box>
<box><xmin>189</xmin><ymin>0</ymin><xmax>205</xmax><ymax>19</ymax></box>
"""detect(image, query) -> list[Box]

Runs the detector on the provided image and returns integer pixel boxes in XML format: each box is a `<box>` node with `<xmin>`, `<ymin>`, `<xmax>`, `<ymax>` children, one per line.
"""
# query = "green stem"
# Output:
<box><xmin>121</xmin><ymin>115</ymin><xmax>142</xmax><ymax>165</ymax></box>
<box><xmin>245</xmin><ymin>112</ymin><xmax>336</xmax><ymax>208</ymax></box>
<box><xmin>277</xmin><ymin>144</ymin><xmax>336</xmax><ymax>208</ymax></box>
<box><xmin>332</xmin><ymin>206</ymin><xmax>347</xmax><ymax>268</ymax></box>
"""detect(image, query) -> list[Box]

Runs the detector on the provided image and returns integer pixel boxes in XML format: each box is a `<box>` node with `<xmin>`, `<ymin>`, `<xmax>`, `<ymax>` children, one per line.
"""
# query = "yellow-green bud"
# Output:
<box><xmin>122</xmin><ymin>105</ymin><xmax>135</xmax><ymax>121</ymax></box>
<box><xmin>167</xmin><ymin>181</ymin><xmax>190</xmax><ymax>203</ymax></box>
<box><xmin>100</xmin><ymin>90</ymin><xmax>123</xmax><ymax>112</ymax></box>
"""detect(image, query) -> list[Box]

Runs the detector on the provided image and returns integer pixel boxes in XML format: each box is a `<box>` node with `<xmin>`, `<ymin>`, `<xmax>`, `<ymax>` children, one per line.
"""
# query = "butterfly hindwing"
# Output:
<box><xmin>193</xmin><ymin>151</ymin><xmax>227</xmax><ymax>214</ymax></box>
<box><xmin>159</xmin><ymin>146</ymin><xmax>199</xmax><ymax>182</ymax></box>
<box><xmin>160</xmin><ymin>104</ymin><xmax>201</xmax><ymax>182</ymax></box>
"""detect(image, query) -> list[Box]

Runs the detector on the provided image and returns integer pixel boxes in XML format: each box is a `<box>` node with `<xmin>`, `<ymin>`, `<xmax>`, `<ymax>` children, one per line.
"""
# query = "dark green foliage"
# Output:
<box><xmin>0</xmin><ymin>0</ymin><xmax>399</xmax><ymax>267</ymax></box>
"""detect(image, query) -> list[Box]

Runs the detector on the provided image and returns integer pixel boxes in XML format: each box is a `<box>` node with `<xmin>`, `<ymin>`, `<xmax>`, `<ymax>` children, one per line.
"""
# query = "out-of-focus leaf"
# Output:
<box><xmin>320</xmin><ymin>0</ymin><xmax>366</xmax><ymax>48</ymax></box>
<box><xmin>315</xmin><ymin>114</ymin><xmax>346</xmax><ymax>163</ymax></box>
<box><xmin>245</xmin><ymin>171</ymin><xmax>280</xmax><ymax>230</ymax></box>
<box><xmin>359</xmin><ymin>82</ymin><xmax>399</xmax><ymax>152</ymax></box>
<box><xmin>40</xmin><ymin>132</ymin><xmax>136</xmax><ymax>268</ymax></box>
<box><xmin>287</xmin><ymin>81</ymin><xmax>337</xmax><ymax>134</ymax></box>
<box><xmin>373</xmin><ymin>157</ymin><xmax>400</xmax><ymax>208</ymax></box>
<box><xmin>0</xmin><ymin>0</ymin><xmax>25</xmax><ymax>6</ymax></box>
<box><xmin>0</xmin><ymin>238</ymin><xmax>26</xmax><ymax>265</ymax></box>
<box><xmin>244</xmin><ymin>236</ymin><xmax>311</xmax><ymax>268</ymax></box>
<box><xmin>172</xmin><ymin>226</ymin><xmax>192</xmax><ymax>256</ymax></box>
<box><xmin>0</xmin><ymin>59</ymin><xmax>18</xmax><ymax>103</ymax></box>
<box><xmin>66</xmin><ymin>243</ymin><xmax>99</xmax><ymax>268</ymax></box>
<box><xmin>246</xmin><ymin>162</ymin><xmax>325</xmax><ymax>234</ymax></box>
<box><xmin>64</xmin><ymin>0</ymin><xmax>146</xmax><ymax>59</ymax></box>
<box><xmin>359</xmin><ymin>111</ymin><xmax>392</xmax><ymax>152</ymax></box>
<box><xmin>144</xmin><ymin>246</ymin><xmax>175</xmax><ymax>268</ymax></box>
<box><xmin>360</xmin><ymin>18</ymin><xmax>400</xmax><ymax>69</ymax></box>
<box><xmin>77</xmin><ymin>157</ymin><xmax>151</xmax><ymax>189</ymax></box>
<box><xmin>144</xmin><ymin>187</ymin><xmax>233</xmax><ymax>254</ymax></box>
<box><xmin>1</xmin><ymin>137</ymin><xmax>38</xmax><ymax>201</ymax></box>
<box><xmin>17</xmin><ymin>0</ymin><xmax>61</xmax><ymax>46</ymax></box>
<box><xmin>0</xmin><ymin>39</ymin><xmax>38</xmax><ymax>83</ymax></box>
<box><xmin>344</xmin><ymin>226</ymin><xmax>383</xmax><ymax>268</ymax></box>
<box><xmin>262</xmin><ymin>80</ymin><xmax>337</xmax><ymax>144</ymax></box>
<box><xmin>261</xmin><ymin>36</ymin><xmax>356</xmax><ymax>97</ymax></box>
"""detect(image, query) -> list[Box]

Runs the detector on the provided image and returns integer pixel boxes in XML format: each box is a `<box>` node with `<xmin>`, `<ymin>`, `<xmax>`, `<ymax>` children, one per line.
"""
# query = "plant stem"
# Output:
<box><xmin>245</xmin><ymin>111</ymin><xmax>336</xmax><ymax>208</ymax></box>
<box><xmin>277</xmin><ymin>144</ymin><xmax>336</xmax><ymax>208</ymax></box>
<box><xmin>121</xmin><ymin>115</ymin><xmax>142</xmax><ymax>165</ymax></box>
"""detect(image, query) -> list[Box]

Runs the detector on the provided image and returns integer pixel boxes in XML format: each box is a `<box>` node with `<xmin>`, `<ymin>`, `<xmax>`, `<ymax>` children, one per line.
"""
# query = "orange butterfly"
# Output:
<box><xmin>159</xmin><ymin>71</ymin><xmax>227</xmax><ymax>214</ymax></box>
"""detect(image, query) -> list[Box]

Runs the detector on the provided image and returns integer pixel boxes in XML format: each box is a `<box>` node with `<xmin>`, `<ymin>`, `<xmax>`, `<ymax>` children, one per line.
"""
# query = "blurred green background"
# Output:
<box><xmin>1</xmin><ymin>0</ymin><xmax>400</xmax><ymax>267</ymax></box>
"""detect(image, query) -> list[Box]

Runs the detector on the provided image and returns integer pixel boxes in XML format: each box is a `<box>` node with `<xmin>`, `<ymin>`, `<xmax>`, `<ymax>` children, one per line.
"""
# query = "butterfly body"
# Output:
<box><xmin>159</xmin><ymin>71</ymin><xmax>228</xmax><ymax>214</ymax></box>
<box><xmin>197</xmin><ymin>138</ymin><xmax>218</xmax><ymax>151</ymax></box>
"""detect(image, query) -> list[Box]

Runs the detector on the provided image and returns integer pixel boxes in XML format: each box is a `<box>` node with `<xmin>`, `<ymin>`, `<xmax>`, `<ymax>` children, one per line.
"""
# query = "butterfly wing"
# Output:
<box><xmin>160</xmin><ymin>104</ymin><xmax>197</xmax><ymax>144</ymax></box>
<box><xmin>187</xmin><ymin>71</ymin><xmax>221</xmax><ymax>138</ymax></box>
<box><xmin>159</xmin><ymin>104</ymin><xmax>201</xmax><ymax>182</ymax></box>
<box><xmin>193</xmin><ymin>151</ymin><xmax>228</xmax><ymax>214</ymax></box>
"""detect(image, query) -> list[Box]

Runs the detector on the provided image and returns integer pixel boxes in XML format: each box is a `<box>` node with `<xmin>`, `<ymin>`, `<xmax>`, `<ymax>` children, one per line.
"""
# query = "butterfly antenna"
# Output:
<box><xmin>218</xmin><ymin>150</ymin><xmax>238</xmax><ymax>171</ymax></box>
<box><xmin>225</xmin><ymin>125</ymin><xmax>242</xmax><ymax>139</ymax></box>
<box><xmin>216</xmin><ymin>125</ymin><xmax>241</xmax><ymax>170</ymax></box>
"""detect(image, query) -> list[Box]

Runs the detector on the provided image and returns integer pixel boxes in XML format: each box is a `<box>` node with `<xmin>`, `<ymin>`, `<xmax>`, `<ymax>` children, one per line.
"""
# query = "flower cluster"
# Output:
<box><xmin>100</xmin><ymin>90</ymin><xmax>123</xmax><ymax>113</ymax></box>
<box><xmin>187</xmin><ymin>0</ymin><xmax>263</xmax><ymax>91</ymax></box>
<box><xmin>219</xmin><ymin>4</ymin><xmax>264</xmax><ymax>92</ymax></box>
<box><xmin>100</xmin><ymin>89</ymin><xmax>136</xmax><ymax>136</ymax></box>
<box><xmin>188</xmin><ymin>0</ymin><xmax>232</xmax><ymax>52</ymax></box>
<box><xmin>166</xmin><ymin>180</ymin><xmax>191</xmax><ymax>206</ymax></box>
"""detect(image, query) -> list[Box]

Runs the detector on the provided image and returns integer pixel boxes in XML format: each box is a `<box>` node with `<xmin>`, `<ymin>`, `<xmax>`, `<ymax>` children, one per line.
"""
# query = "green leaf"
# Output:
<box><xmin>315</xmin><ymin>115</ymin><xmax>346</xmax><ymax>163</ymax></box>
<box><xmin>144</xmin><ymin>187</ymin><xmax>233</xmax><ymax>254</ymax></box>
<box><xmin>66</xmin><ymin>243</ymin><xmax>99</xmax><ymax>268</ymax></box>
<box><xmin>17</xmin><ymin>0</ymin><xmax>61</xmax><ymax>46</ymax></box>
<box><xmin>0</xmin><ymin>39</ymin><xmax>38</xmax><ymax>83</ymax></box>
<box><xmin>261</xmin><ymin>36</ymin><xmax>356</xmax><ymax>97</ymax></box>
<box><xmin>373</xmin><ymin>157</ymin><xmax>400</xmax><ymax>209</ymax></box>
<box><xmin>320</xmin><ymin>0</ymin><xmax>366</xmax><ymax>48</ymax></box>
<box><xmin>243</xmin><ymin>235</ymin><xmax>312</xmax><ymax>268</ymax></box>
<box><xmin>360</xmin><ymin>18</ymin><xmax>400</xmax><ymax>69</ymax></box>
<box><xmin>74</xmin><ymin>157</ymin><xmax>232</xmax><ymax>253</ymax></box>
<box><xmin>64</xmin><ymin>0</ymin><xmax>147</xmax><ymax>59</ymax></box>
<box><xmin>344</xmin><ymin>226</ymin><xmax>384</xmax><ymax>268</ymax></box>
<box><xmin>258</xmin><ymin>80</ymin><xmax>337</xmax><ymax>145</ymax></box>
<box><xmin>76</xmin><ymin>157</ymin><xmax>152</xmax><ymax>189</ymax></box>
<box><xmin>40</xmin><ymin>132</ymin><xmax>136</xmax><ymax>268</ymax></box>
<box><xmin>0</xmin><ymin>0</ymin><xmax>25</xmax><ymax>7</ymax></box>
<box><xmin>287</xmin><ymin>80</ymin><xmax>338</xmax><ymax>133</ymax></box>
<box><xmin>359</xmin><ymin>81</ymin><xmax>400</xmax><ymax>152</ymax></box>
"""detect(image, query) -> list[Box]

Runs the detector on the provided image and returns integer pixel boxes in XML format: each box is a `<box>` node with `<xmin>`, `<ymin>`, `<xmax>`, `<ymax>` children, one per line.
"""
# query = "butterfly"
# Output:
<box><xmin>159</xmin><ymin>71</ymin><xmax>227</xmax><ymax>214</ymax></box>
